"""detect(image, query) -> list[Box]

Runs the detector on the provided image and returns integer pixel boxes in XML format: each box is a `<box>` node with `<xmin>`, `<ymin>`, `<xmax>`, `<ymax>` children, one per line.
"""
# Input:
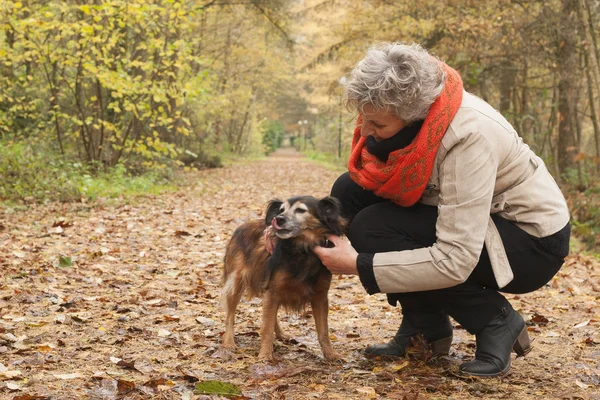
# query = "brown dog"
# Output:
<box><xmin>221</xmin><ymin>196</ymin><xmax>346</xmax><ymax>360</ymax></box>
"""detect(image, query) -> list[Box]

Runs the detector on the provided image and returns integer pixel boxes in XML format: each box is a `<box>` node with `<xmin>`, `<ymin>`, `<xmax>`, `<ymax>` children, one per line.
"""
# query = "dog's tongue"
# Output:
<box><xmin>271</xmin><ymin>218</ymin><xmax>283</xmax><ymax>231</ymax></box>
<box><xmin>271</xmin><ymin>217</ymin><xmax>282</xmax><ymax>231</ymax></box>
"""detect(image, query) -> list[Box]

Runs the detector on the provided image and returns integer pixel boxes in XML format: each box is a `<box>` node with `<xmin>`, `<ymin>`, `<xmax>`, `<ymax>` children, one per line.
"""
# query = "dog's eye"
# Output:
<box><xmin>295</xmin><ymin>208</ymin><xmax>307</xmax><ymax>214</ymax></box>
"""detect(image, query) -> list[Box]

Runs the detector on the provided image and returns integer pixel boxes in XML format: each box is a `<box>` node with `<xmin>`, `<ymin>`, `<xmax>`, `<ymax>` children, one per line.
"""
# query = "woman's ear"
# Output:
<box><xmin>265</xmin><ymin>199</ymin><xmax>283</xmax><ymax>226</ymax></box>
<box><xmin>318</xmin><ymin>196</ymin><xmax>345</xmax><ymax>235</ymax></box>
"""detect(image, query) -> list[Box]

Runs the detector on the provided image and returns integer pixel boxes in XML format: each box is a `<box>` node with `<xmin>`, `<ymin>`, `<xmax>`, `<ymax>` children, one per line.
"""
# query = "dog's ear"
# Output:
<box><xmin>265</xmin><ymin>199</ymin><xmax>283</xmax><ymax>226</ymax></box>
<box><xmin>317</xmin><ymin>196</ymin><xmax>345</xmax><ymax>236</ymax></box>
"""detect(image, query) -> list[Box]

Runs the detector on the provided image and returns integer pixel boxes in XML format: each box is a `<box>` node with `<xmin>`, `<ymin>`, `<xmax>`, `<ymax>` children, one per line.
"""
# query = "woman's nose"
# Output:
<box><xmin>360</xmin><ymin>121</ymin><xmax>373</xmax><ymax>137</ymax></box>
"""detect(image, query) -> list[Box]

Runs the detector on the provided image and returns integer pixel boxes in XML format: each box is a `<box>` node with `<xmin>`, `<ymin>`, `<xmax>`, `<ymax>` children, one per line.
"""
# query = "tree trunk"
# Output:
<box><xmin>3</xmin><ymin>25</ymin><xmax>15</xmax><ymax>79</ymax></box>
<box><xmin>583</xmin><ymin>0</ymin><xmax>600</xmax><ymax>91</ymax></box>
<box><xmin>499</xmin><ymin>60</ymin><xmax>514</xmax><ymax>116</ymax></box>
<box><xmin>579</xmin><ymin>0</ymin><xmax>600</xmax><ymax>172</ymax></box>
<box><xmin>557</xmin><ymin>0</ymin><xmax>578</xmax><ymax>176</ymax></box>
<box><xmin>520</xmin><ymin>60</ymin><xmax>529</xmax><ymax>141</ymax></box>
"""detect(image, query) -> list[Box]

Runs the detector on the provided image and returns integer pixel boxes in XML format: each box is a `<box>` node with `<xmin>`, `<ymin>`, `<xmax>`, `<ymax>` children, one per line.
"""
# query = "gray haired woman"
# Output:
<box><xmin>313</xmin><ymin>42</ymin><xmax>570</xmax><ymax>377</ymax></box>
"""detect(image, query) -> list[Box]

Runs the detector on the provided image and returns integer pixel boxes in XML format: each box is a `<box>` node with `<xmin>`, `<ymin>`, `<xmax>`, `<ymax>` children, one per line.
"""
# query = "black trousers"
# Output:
<box><xmin>332</xmin><ymin>173</ymin><xmax>566</xmax><ymax>334</ymax></box>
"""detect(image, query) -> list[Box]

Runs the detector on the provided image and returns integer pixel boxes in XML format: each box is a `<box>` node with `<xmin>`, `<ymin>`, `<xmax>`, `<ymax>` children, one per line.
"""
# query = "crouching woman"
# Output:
<box><xmin>313</xmin><ymin>42</ymin><xmax>570</xmax><ymax>377</ymax></box>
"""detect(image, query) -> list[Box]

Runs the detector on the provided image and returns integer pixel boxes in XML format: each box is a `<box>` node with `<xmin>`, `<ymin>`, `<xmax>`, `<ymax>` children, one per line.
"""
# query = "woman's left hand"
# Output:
<box><xmin>313</xmin><ymin>235</ymin><xmax>359</xmax><ymax>275</ymax></box>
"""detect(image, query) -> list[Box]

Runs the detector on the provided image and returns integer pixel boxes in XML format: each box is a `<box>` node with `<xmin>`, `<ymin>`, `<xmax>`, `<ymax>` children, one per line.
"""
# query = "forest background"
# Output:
<box><xmin>1</xmin><ymin>0</ymin><xmax>599</xmax><ymax>252</ymax></box>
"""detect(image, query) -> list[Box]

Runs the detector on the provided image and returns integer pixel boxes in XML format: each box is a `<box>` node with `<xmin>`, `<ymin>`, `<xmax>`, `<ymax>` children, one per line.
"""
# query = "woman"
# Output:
<box><xmin>312</xmin><ymin>42</ymin><xmax>570</xmax><ymax>377</ymax></box>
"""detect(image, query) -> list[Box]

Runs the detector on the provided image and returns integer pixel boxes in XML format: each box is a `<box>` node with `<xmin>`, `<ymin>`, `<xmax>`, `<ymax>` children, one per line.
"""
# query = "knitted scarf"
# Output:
<box><xmin>348</xmin><ymin>63</ymin><xmax>463</xmax><ymax>207</ymax></box>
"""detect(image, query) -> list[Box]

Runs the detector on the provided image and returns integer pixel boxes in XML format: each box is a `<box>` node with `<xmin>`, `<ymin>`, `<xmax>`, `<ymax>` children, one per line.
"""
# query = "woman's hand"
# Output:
<box><xmin>313</xmin><ymin>235</ymin><xmax>359</xmax><ymax>275</ymax></box>
<box><xmin>263</xmin><ymin>227</ymin><xmax>277</xmax><ymax>255</ymax></box>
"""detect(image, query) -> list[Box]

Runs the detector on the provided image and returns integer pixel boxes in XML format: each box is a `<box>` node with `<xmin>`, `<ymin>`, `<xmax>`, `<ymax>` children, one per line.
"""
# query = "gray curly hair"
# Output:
<box><xmin>343</xmin><ymin>42</ymin><xmax>446</xmax><ymax>123</ymax></box>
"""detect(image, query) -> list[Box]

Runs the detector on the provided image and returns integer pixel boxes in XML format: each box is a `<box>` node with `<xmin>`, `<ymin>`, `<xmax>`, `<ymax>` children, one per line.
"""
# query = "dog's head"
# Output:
<box><xmin>265</xmin><ymin>196</ymin><xmax>345</xmax><ymax>240</ymax></box>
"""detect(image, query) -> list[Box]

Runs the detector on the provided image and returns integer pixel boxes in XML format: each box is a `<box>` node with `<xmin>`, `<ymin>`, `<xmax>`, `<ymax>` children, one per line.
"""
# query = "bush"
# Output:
<box><xmin>0</xmin><ymin>141</ymin><xmax>175</xmax><ymax>203</ymax></box>
<box><xmin>262</xmin><ymin>120</ymin><xmax>284</xmax><ymax>154</ymax></box>
<box><xmin>178</xmin><ymin>149</ymin><xmax>223</xmax><ymax>169</ymax></box>
<box><xmin>564</xmin><ymin>182</ymin><xmax>600</xmax><ymax>252</ymax></box>
<box><xmin>0</xmin><ymin>141</ymin><xmax>81</xmax><ymax>202</ymax></box>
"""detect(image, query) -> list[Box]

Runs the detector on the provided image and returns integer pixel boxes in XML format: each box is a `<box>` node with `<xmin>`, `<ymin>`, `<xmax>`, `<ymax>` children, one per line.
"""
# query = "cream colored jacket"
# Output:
<box><xmin>372</xmin><ymin>92</ymin><xmax>570</xmax><ymax>293</ymax></box>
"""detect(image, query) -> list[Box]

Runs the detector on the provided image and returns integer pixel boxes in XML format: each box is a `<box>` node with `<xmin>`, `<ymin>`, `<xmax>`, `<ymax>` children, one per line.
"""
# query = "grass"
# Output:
<box><xmin>0</xmin><ymin>140</ymin><xmax>178</xmax><ymax>204</ymax></box>
<box><xmin>302</xmin><ymin>150</ymin><xmax>348</xmax><ymax>172</ymax></box>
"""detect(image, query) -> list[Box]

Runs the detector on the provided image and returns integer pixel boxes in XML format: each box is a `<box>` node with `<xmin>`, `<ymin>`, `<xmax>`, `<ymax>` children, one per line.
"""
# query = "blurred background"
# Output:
<box><xmin>1</xmin><ymin>0</ymin><xmax>599</xmax><ymax>249</ymax></box>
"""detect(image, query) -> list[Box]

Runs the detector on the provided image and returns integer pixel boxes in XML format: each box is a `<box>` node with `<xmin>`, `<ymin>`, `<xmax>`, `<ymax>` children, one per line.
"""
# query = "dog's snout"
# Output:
<box><xmin>275</xmin><ymin>215</ymin><xmax>286</xmax><ymax>225</ymax></box>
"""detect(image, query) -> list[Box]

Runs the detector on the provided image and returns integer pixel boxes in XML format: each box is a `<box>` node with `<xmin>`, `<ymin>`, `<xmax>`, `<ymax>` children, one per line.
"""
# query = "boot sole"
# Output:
<box><xmin>459</xmin><ymin>360</ymin><xmax>512</xmax><ymax>378</ymax></box>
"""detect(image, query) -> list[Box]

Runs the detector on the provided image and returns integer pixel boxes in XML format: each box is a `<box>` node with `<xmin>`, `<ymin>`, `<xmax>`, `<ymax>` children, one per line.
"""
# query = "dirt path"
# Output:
<box><xmin>1</xmin><ymin>151</ymin><xmax>599</xmax><ymax>399</ymax></box>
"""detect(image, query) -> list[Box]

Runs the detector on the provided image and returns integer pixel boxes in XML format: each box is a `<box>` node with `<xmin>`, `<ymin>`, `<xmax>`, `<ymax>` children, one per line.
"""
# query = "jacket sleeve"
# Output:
<box><xmin>371</xmin><ymin>130</ymin><xmax>499</xmax><ymax>293</ymax></box>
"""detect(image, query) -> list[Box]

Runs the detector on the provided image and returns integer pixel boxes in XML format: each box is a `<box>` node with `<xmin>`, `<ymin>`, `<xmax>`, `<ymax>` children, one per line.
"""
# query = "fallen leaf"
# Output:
<box><xmin>356</xmin><ymin>386</ymin><xmax>377</xmax><ymax>398</ymax></box>
<box><xmin>176</xmin><ymin>367</ymin><xmax>200</xmax><ymax>382</ymax></box>
<box><xmin>157</xmin><ymin>329</ymin><xmax>171</xmax><ymax>337</ymax></box>
<box><xmin>194</xmin><ymin>380</ymin><xmax>242</xmax><ymax>398</ymax></box>
<box><xmin>133</xmin><ymin>358</ymin><xmax>154</xmax><ymax>374</ymax></box>
<box><xmin>575</xmin><ymin>379</ymin><xmax>589</xmax><ymax>389</ymax></box>
<box><xmin>37</xmin><ymin>344</ymin><xmax>55</xmax><ymax>353</ymax></box>
<box><xmin>70</xmin><ymin>314</ymin><xmax>90</xmax><ymax>323</ymax></box>
<box><xmin>53</xmin><ymin>373</ymin><xmax>82</xmax><ymax>379</ymax></box>
<box><xmin>52</xmin><ymin>218</ymin><xmax>73</xmax><ymax>228</ymax></box>
<box><xmin>58</xmin><ymin>255</ymin><xmax>72</xmax><ymax>267</ymax></box>
<box><xmin>0</xmin><ymin>363</ymin><xmax>22</xmax><ymax>379</ymax></box>
<box><xmin>531</xmin><ymin>312</ymin><xmax>549</xmax><ymax>325</ymax></box>
<box><xmin>142</xmin><ymin>377</ymin><xmax>173</xmax><ymax>391</ymax></box>
<box><xmin>196</xmin><ymin>316</ymin><xmax>216</xmax><ymax>326</ymax></box>
<box><xmin>335</xmin><ymin>282</ymin><xmax>356</xmax><ymax>290</ymax></box>
<box><xmin>387</xmin><ymin>390</ymin><xmax>420</xmax><ymax>400</ymax></box>
<box><xmin>573</xmin><ymin>320</ymin><xmax>590</xmax><ymax>328</ymax></box>
<box><xmin>391</xmin><ymin>361</ymin><xmax>410</xmax><ymax>371</ymax></box>
<box><xmin>117</xmin><ymin>378</ymin><xmax>136</xmax><ymax>395</ymax></box>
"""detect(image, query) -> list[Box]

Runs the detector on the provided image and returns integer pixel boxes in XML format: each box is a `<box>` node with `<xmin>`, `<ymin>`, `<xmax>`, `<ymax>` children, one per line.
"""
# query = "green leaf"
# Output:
<box><xmin>59</xmin><ymin>255</ymin><xmax>72</xmax><ymax>267</ymax></box>
<box><xmin>194</xmin><ymin>380</ymin><xmax>242</xmax><ymax>398</ymax></box>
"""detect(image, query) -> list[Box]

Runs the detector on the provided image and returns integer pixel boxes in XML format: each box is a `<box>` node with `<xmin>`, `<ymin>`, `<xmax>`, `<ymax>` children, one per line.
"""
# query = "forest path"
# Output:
<box><xmin>0</xmin><ymin>150</ymin><xmax>598</xmax><ymax>399</ymax></box>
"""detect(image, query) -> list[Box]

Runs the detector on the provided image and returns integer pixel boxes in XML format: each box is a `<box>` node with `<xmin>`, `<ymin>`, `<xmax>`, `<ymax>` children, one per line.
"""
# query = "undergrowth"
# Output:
<box><xmin>0</xmin><ymin>141</ymin><xmax>177</xmax><ymax>204</ymax></box>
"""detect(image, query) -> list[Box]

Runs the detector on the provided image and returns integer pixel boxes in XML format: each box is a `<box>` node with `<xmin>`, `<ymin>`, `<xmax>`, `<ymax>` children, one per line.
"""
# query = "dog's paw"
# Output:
<box><xmin>275</xmin><ymin>332</ymin><xmax>291</xmax><ymax>342</ymax></box>
<box><xmin>258</xmin><ymin>349</ymin><xmax>276</xmax><ymax>361</ymax></box>
<box><xmin>220</xmin><ymin>341</ymin><xmax>236</xmax><ymax>350</ymax></box>
<box><xmin>323</xmin><ymin>350</ymin><xmax>343</xmax><ymax>361</ymax></box>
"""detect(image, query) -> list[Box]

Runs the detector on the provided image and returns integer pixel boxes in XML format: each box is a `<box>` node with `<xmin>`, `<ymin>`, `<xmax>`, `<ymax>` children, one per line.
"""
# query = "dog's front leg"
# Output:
<box><xmin>258</xmin><ymin>290</ymin><xmax>279</xmax><ymax>360</ymax></box>
<box><xmin>311</xmin><ymin>290</ymin><xmax>342</xmax><ymax>360</ymax></box>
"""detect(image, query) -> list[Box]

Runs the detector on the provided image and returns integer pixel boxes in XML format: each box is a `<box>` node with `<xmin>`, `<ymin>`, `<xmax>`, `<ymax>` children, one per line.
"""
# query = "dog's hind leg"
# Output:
<box><xmin>258</xmin><ymin>290</ymin><xmax>279</xmax><ymax>360</ymax></box>
<box><xmin>222</xmin><ymin>272</ymin><xmax>244</xmax><ymax>349</ymax></box>
<box><xmin>275</xmin><ymin>316</ymin><xmax>289</xmax><ymax>341</ymax></box>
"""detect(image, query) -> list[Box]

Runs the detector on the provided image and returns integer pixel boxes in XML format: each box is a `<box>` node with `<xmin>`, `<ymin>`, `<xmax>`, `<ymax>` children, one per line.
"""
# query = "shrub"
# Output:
<box><xmin>0</xmin><ymin>140</ymin><xmax>176</xmax><ymax>203</ymax></box>
<box><xmin>262</xmin><ymin>120</ymin><xmax>284</xmax><ymax>154</ymax></box>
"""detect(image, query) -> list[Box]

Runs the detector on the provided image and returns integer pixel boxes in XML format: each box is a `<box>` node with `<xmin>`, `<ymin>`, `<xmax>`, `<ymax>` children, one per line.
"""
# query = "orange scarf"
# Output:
<box><xmin>348</xmin><ymin>63</ymin><xmax>463</xmax><ymax>207</ymax></box>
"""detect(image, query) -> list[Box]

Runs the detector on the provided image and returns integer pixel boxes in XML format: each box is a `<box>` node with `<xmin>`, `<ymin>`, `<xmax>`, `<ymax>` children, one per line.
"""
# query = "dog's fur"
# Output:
<box><xmin>221</xmin><ymin>196</ymin><xmax>346</xmax><ymax>360</ymax></box>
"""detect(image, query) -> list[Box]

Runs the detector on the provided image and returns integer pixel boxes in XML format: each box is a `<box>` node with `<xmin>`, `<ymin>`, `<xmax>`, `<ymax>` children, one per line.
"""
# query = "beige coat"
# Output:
<box><xmin>372</xmin><ymin>92</ymin><xmax>570</xmax><ymax>293</ymax></box>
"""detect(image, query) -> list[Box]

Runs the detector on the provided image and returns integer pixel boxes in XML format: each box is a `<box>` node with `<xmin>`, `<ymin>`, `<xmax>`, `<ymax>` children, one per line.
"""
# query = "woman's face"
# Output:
<box><xmin>359</xmin><ymin>105</ymin><xmax>406</xmax><ymax>142</ymax></box>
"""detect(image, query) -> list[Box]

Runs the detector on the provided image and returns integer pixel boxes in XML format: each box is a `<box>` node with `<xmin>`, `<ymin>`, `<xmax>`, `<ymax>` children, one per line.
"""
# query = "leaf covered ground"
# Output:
<box><xmin>1</xmin><ymin>150</ymin><xmax>599</xmax><ymax>400</ymax></box>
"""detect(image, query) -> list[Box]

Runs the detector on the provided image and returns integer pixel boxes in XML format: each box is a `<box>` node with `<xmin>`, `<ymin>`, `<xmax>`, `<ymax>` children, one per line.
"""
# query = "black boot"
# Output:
<box><xmin>365</xmin><ymin>311</ymin><xmax>453</xmax><ymax>358</ymax></box>
<box><xmin>459</xmin><ymin>304</ymin><xmax>531</xmax><ymax>377</ymax></box>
